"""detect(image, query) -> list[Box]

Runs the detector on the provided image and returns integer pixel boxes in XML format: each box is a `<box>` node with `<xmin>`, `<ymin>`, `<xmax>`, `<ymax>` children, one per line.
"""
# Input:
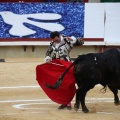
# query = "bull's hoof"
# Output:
<box><xmin>74</xmin><ymin>103</ymin><xmax>79</xmax><ymax>112</ymax></box>
<box><xmin>82</xmin><ymin>109</ymin><xmax>89</xmax><ymax>113</ymax></box>
<box><xmin>114</xmin><ymin>101</ymin><xmax>120</xmax><ymax>106</ymax></box>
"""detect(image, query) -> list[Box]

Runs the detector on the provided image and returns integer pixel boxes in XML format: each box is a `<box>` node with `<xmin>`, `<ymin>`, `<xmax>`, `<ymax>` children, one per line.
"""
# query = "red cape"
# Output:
<box><xmin>36</xmin><ymin>59</ymin><xmax>76</xmax><ymax>104</ymax></box>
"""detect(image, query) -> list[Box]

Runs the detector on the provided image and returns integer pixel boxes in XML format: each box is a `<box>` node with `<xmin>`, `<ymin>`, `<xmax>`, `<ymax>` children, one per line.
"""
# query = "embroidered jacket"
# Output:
<box><xmin>45</xmin><ymin>35</ymin><xmax>84</xmax><ymax>61</ymax></box>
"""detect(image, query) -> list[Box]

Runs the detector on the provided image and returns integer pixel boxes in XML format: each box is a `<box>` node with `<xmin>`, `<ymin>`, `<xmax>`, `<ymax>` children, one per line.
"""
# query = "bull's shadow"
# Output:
<box><xmin>46</xmin><ymin>48</ymin><xmax>120</xmax><ymax>113</ymax></box>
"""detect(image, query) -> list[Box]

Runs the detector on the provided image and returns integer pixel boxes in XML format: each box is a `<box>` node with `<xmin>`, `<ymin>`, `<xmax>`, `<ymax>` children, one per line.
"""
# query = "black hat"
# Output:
<box><xmin>50</xmin><ymin>31</ymin><xmax>60</xmax><ymax>39</ymax></box>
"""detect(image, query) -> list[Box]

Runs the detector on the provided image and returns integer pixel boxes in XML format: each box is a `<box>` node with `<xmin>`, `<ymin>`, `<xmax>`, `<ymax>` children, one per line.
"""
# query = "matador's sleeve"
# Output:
<box><xmin>74</xmin><ymin>38</ymin><xmax>84</xmax><ymax>46</ymax></box>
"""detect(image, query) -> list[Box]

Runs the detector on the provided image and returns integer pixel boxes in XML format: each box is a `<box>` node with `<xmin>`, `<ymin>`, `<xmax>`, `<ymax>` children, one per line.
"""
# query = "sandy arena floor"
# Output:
<box><xmin>0</xmin><ymin>58</ymin><xmax>120</xmax><ymax>120</ymax></box>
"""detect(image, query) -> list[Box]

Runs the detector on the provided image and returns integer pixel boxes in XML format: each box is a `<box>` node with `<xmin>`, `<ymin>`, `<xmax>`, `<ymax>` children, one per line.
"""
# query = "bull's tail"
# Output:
<box><xmin>45</xmin><ymin>57</ymin><xmax>80</xmax><ymax>89</ymax></box>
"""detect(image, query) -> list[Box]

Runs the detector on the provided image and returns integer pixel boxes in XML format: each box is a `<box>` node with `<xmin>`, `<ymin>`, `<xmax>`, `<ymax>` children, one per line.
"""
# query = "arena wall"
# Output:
<box><xmin>0</xmin><ymin>45</ymin><xmax>118</xmax><ymax>60</ymax></box>
<box><xmin>0</xmin><ymin>3</ymin><xmax>120</xmax><ymax>59</ymax></box>
<box><xmin>0</xmin><ymin>46</ymin><xmax>99</xmax><ymax>58</ymax></box>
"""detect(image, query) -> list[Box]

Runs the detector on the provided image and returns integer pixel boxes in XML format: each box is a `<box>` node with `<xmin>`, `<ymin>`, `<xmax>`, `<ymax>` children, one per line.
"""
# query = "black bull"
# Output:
<box><xmin>46</xmin><ymin>48</ymin><xmax>120</xmax><ymax>113</ymax></box>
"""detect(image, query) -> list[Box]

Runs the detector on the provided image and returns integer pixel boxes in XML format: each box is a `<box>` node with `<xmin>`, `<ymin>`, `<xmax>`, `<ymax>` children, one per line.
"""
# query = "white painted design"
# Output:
<box><xmin>12</xmin><ymin>99</ymin><xmax>114</xmax><ymax>109</ymax></box>
<box><xmin>13</xmin><ymin>103</ymin><xmax>54</xmax><ymax>109</ymax></box>
<box><xmin>0</xmin><ymin>11</ymin><xmax>64</xmax><ymax>36</ymax></box>
<box><xmin>10</xmin><ymin>98</ymin><xmax>120</xmax><ymax>115</ymax></box>
<box><xmin>0</xmin><ymin>99</ymin><xmax>50</xmax><ymax>103</ymax></box>
<box><xmin>0</xmin><ymin>85</ymin><xmax>39</xmax><ymax>89</ymax></box>
<box><xmin>0</xmin><ymin>85</ymin><xmax>119</xmax><ymax>115</ymax></box>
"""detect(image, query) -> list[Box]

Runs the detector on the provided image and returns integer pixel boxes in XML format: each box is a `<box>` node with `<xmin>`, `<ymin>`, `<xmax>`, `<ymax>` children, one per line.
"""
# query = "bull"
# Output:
<box><xmin>46</xmin><ymin>48</ymin><xmax>120</xmax><ymax>113</ymax></box>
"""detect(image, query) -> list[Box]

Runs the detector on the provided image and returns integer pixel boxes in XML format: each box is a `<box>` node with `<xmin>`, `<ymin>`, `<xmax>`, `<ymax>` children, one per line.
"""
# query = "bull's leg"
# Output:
<box><xmin>79</xmin><ymin>89</ymin><xmax>88</xmax><ymax>113</ymax></box>
<box><xmin>108</xmin><ymin>86</ymin><xmax>120</xmax><ymax>105</ymax></box>
<box><xmin>80</xmin><ymin>81</ymin><xmax>97</xmax><ymax>113</ymax></box>
<box><xmin>75</xmin><ymin>81</ymin><xmax>96</xmax><ymax>113</ymax></box>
